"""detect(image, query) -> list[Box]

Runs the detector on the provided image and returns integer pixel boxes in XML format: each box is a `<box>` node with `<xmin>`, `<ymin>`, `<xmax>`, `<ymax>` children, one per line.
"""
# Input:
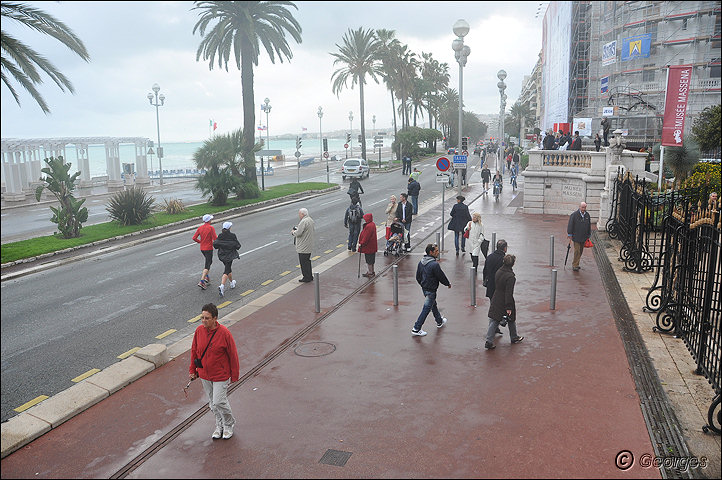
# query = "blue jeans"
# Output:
<box><xmin>414</xmin><ymin>290</ymin><xmax>443</xmax><ymax>331</ymax></box>
<box><xmin>453</xmin><ymin>231</ymin><xmax>466</xmax><ymax>252</ymax></box>
<box><xmin>348</xmin><ymin>222</ymin><xmax>361</xmax><ymax>250</ymax></box>
<box><xmin>410</xmin><ymin>195</ymin><xmax>419</xmax><ymax>214</ymax></box>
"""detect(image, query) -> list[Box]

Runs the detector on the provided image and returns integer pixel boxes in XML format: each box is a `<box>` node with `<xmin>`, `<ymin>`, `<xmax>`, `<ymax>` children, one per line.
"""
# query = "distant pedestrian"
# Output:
<box><xmin>594</xmin><ymin>133</ymin><xmax>602</xmax><ymax>152</ymax></box>
<box><xmin>407</xmin><ymin>176</ymin><xmax>421</xmax><ymax>215</ymax></box>
<box><xmin>357</xmin><ymin>213</ymin><xmax>378</xmax><ymax>277</ymax></box>
<box><xmin>601</xmin><ymin>117</ymin><xmax>611</xmax><ymax>146</ymax></box>
<box><xmin>292</xmin><ymin>208</ymin><xmax>316</xmax><ymax>282</ymax></box>
<box><xmin>513</xmin><ymin>149</ymin><xmax>520</xmax><ymax>168</ymax></box>
<box><xmin>464</xmin><ymin>212</ymin><xmax>486</xmax><ymax>270</ymax></box>
<box><xmin>190</xmin><ymin>303</ymin><xmax>240</xmax><ymax>439</ymax></box>
<box><xmin>385</xmin><ymin>194</ymin><xmax>398</xmax><ymax>239</ymax></box>
<box><xmin>567</xmin><ymin>201</ymin><xmax>591</xmax><ymax>271</ymax></box>
<box><xmin>344</xmin><ymin>198</ymin><xmax>364</xmax><ymax>252</ymax></box>
<box><xmin>448</xmin><ymin>195</ymin><xmax>472</xmax><ymax>256</ymax></box>
<box><xmin>483</xmin><ymin>239</ymin><xmax>507</xmax><ymax>299</ymax></box>
<box><xmin>543</xmin><ymin>129</ymin><xmax>556</xmax><ymax>150</ymax></box>
<box><xmin>213</xmin><ymin>221</ymin><xmax>241</xmax><ymax>298</ymax></box>
<box><xmin>395</xmin><ymin>193</ymin><xmax>414</xmax><ymax>251</ymax></box>
<box><xmin>347</xmin><ymin>177</ymin><xmax>364</xmax><ymax>206</ymax></box>
<box><xmin>485</xmin><ymin>255</ymin><xmax>524</xmax><ymax>349</ymax></box>
<box><xmin>193</xmin><ymin>214</ymin><xmax>217</xmax><ymax>290</ymax></box>
<box><xmin>569</xmin><ymin>131</ymin><xmax>582</xmax><ymax>151</ymax></box>
<box><xmin>708</xmin><ymin>191</ymin><xmax>718</xmax><ymax>208</ymax></box>
<box><xmin>481</xmin><ymin>164</ymin><xmax>491</xmax><ymax>195</ymax></box>
<box><xmin>409</xmin><ymin>167</ymin><xmax>421</xmax><ymax>182</ymax></box>
<box><xmin>412</xmin><ymin>243</ymin><xmax>451</xmax><ymax>336</ymax></box>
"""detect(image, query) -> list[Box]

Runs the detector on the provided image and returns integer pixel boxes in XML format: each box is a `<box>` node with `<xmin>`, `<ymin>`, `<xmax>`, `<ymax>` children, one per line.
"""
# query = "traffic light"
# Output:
<box><xmin>461</xmin><ymin>137</ymin><xmax>468</xmax><ymax>152</ymax></box>
<box><xmin>323</xmin><ymin>138</ymin><xmax>328</xmax><ymax>152</ymax></box>
<box><xmin>346</xmin><ymin>133</ymin><xmax>351</xmax><ymax>143</ymax></box>
<box><xmin>296</xmin><ymin>136</ymin><xmax>302</xmax><ymax>151</ymax></box>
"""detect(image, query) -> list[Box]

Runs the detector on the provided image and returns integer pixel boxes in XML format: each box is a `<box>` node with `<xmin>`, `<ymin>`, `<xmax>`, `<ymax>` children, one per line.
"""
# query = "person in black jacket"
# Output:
<box><xmin>567</xmin><ymin>201</ymin><xmax>591</xmax><ymax>271</ymax></box>
<box><xmin>447</xmin><ymin>195</ymin><xmax>472</xmax><ymax>255</ymax></box>
<box><xmin>395</xmin><ymin>193</ymin><xmax>414</xmax><ymax>251</ymax></box>
<box><xmin>343</xmin><ymin>198</ymin><xmax>364</xmax><ymax>252</ymax></box>
<box><xmin>483</xmin><ymin>239</ymin><xmax>507</xmax><ymax>299</ymax></box>
<box><xmin>347</xmin><ymin>178</ymin><xmax>364</xmax><ymax>206</ymax></box>
<box><xmin>542</xmin><ymin>129</ymin><xmax>556</xmax><ymax>150</ymax></box>
<box><xmin>213</xmin><ymin>221</ymin><xmax>241</xmax><ymax>297</ymax></box>
<box><xmin>569</xmin><ymin>131</ymin><xmax>582</xmax><ymax>151</ymax></box>
<box><xmin>412</xmin><ymin>243</ymin><xmax>451</xmax><ymax>336</ymax></box>
<box><xmin>407</xmin><ymin>177</ymin><xmax>421</xmax><ymax>214</ymax></box>
<box><xmin>485</xmin><ymin>254</ymin><xmax>523</xmax><ymax>349</ymax></box>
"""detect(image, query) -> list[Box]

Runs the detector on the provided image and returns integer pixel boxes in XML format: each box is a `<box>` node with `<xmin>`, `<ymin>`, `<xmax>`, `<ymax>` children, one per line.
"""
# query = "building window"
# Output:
<box><xmin>682</xmin><ymin>18</ymin><xmax>687</xmax><ymax>30</ymax></box>
<box><xmin>643</xmin><ymin>66</ymin><xmax>655</xmax><ymax>82</ymax></box>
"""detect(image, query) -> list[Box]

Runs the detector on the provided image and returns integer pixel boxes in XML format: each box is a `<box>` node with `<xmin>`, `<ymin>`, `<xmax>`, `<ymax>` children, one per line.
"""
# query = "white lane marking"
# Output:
<box><xmin>239</xmin><ymin>240</ymin><xmax>278</xmax><ymax>257</ymax></box>
<box><xmin>319</xmin><ymin>199</ymin><xmax>342</xmax><ymax>206</ymax></box>
<box><xmin>156</xmin><ymin>243</ymin><xmax>196</xmax><ymax>256</ymax></box>
<box><xmin>156</xmin><ymin>239</ymin><xmax>278</xmax><ymax>257</ymax></box>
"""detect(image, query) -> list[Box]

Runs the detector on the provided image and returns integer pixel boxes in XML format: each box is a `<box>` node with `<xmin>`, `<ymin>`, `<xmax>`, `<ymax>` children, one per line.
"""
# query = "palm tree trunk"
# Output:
<box><xmin>391</xmin><ymin>90</ymin><xmax>398</xmax><ymax>161</ymax></box>
<box><xmin>241</xmin><ymin>42</ymin><xmax>257</xmax><ymax>182</ymax></box>
<box><xmin>359</xmin><ymin>79</ymin><xmax>367</xmax><ymax>161</ymax></box>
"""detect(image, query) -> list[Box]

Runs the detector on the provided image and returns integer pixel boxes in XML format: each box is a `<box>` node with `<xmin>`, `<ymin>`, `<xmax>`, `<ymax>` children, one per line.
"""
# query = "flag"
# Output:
<box><xmin>601</xmin><ymin>76</ymin><xmax>609</xmax><ymax>94</ymax></box>
<box><xmin>302</xmin><ymin>127</ymin><xmax>308</xmax><ymax>131</ymax></box>
<box><xmin>213</xmin><ymin>121</ymin><xmax>217</xmax><ymax>131</ymax></box>
<box><xmin>257</xmin><ymin>125</ymin><xmax>266</xmax><ymax>131</ymax></box>
<box><xmin>621</xmin><ymin>34</ymin><xmax>651</xmax><ymax>61</ymax></box>
<box><xmin>661</xmin><ymin>65</ymin><xmax>693</xmax><ymax>146</ymax></box>
<box><xmin>209</xmin><ymin>119</ymin><xmax>213</xmax><ymax>128</ymax></box>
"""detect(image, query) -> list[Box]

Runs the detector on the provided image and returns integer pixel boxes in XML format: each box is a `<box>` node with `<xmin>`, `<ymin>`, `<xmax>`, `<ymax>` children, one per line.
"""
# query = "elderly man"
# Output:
<box><xmin>567</xmin><ymin>201</ymin><xmax>591</xmax><ymax>271</ymax></box>
<box><xmin>292</xmin><ymin>208</ymin><xmax>316</xmax><ymax>282</ymax></box>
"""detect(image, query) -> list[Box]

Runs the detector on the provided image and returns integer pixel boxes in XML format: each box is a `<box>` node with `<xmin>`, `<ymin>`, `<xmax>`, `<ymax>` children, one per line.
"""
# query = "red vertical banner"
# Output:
<box><xmin>661</xmin><ymin>65</ymin><xmax>693</xmax><ymax>147</ymax></box>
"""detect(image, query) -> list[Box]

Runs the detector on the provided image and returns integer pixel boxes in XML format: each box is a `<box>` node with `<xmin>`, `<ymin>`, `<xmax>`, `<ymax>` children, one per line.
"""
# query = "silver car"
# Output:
<box><xmin>341</xmin><ymin>158</ymin><xmax>370</xmax><ymax>180</ymax></box>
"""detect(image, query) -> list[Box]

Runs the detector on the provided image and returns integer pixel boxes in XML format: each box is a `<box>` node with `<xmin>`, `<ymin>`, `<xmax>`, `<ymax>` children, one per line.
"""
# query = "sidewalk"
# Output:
<box><xmin>1</xmin><ymin>178</ymin><xmax>718</xmax><ymax>478</ymax></box>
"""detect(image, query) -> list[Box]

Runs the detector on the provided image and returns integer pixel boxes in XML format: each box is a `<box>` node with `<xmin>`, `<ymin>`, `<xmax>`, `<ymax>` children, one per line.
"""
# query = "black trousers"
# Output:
<box><xmin>298</xmin><ymin>252</ymin><xmax>312</xmax><ymax>280</ymax></box>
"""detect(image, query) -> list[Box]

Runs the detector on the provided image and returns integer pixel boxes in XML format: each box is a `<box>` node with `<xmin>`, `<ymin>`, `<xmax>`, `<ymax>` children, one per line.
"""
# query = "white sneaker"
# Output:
<box><xmin>411</xmin><ymin>329</ymin><xmax>427</xmax><ymax>336</ymax></box>
<box><xmin>229</xmin><ymin>280</ymin><xmax>236</xmax><ymax>289</ymax></box>
<box><xmin>212</xmin><ymin>426</ymin><xmax>222</xmax><ymax>439</ymax></box>
<box><xmin>437</xmin><ymin>317</ymin><xmax>447</xmax><ymax>329</ymax></box>
<box><xmin>218</xmin><ymin>284</ymin><xmax>225</xmax><ymax>297</ymax></box>
<box><xmin>222</xmin><ymin>424</ymin><xmax>233</xmax><ymax>439</ymax></box>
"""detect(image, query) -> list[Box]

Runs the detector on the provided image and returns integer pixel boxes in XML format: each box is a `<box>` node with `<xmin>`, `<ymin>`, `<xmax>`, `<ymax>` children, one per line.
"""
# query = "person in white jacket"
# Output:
<box><xmin>464</xmin><ymin>212</ymin><xmax>486</xmax><ymax>270</ymax></box>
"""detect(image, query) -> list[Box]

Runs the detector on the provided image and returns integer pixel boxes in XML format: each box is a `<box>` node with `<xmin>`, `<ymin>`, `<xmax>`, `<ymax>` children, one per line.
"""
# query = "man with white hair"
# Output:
<box><xmin>567</xmin><ymin>201</ymin><xmax>591</xmax><ymax>271</ymax></box>
<box><xmin>292</xmin><ymin>208</ymin><xmax>316</xmax><ymax>282</ymax></box>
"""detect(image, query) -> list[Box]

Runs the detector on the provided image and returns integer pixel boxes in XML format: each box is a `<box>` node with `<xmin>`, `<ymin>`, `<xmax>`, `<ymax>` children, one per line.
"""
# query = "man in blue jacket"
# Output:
<box><xmin>412</xmin><ymin>243</ymin><xmax>452</xmax><ymax>336</ymax></box>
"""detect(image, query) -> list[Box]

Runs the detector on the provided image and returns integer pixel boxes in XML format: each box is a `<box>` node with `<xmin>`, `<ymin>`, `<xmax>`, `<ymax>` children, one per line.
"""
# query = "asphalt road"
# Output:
<box><xmin>0</xmin><ymin>153</ymin><xmax>502</xmax><ymax>422</ymax></box>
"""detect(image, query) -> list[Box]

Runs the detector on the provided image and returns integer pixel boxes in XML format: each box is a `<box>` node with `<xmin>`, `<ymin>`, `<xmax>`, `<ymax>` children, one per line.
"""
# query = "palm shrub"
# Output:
<box><xmin>106</xmin><ymin>186</ymin><xmax>156</xmax><ymax>225</ymax></box>
<box><xmin>162</xmin><ymin>198</ymin><xmax>186</xmax><ymax>215</ymax></box>
<box><xmin>34</xmin><ymin>155</ymin><xmax>88</xmax><ymax>238</ymax></box>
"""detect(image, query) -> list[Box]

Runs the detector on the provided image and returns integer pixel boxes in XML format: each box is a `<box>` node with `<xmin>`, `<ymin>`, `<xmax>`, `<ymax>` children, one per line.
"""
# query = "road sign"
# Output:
<box><xmin>453</xmin><ymin>155</ymin><xmax>467</xmax><ymax>169</ymax></box>
<box><xmin>462</xmin><ymin>150</ymin><xmax>469</xmax><ymax>156</ymax></box>
<box><xmin>294</xmin><ymin>151</ymin><xmax>301</xmax><ymax>158</ymax></box>
<box><xmin>436</xmin><ymin>156</ymin><xmax>450</xmax><ymax>172</ymax></box>
<box><xmin>436</xmin><ymin>173</ymin><xmax>449</xmax><ymax>183</ymax></box>
<box><xmin>323</xmin><ymin>151</ymin><xmax>329</xmax><ymax>158</ymax></box>
<box><xmin>344</xmin><ymin>143</ymin><xmax>349</xmax><ymax>149</ymax></box>
<box><xmin>257</xmin><ymin>149</ymin><xmax>282</xmax><ymax>156</ymax></box>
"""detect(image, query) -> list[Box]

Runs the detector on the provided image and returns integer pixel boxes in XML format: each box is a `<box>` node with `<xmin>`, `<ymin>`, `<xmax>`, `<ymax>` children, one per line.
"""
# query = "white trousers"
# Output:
<box><xmin>201</xmin><ymin>378</ymin><xmax>235</xmax><ymax>429</ymax></box>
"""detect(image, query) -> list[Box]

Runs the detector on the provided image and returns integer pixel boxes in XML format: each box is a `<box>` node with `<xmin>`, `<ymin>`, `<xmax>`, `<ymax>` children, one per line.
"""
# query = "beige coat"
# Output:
<box><xmin>385</xmin><ymin>201</ymin><xmax>398</xmax><ymax>225</ymax></box>
<box><xmin>293</xmin><ymin>215</ymin><xmax>315</xmax><ymax>254</ymax></box>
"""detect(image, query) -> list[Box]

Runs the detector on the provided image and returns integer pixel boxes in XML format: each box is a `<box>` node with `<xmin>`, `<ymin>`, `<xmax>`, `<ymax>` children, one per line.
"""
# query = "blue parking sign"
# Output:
<box><xmin>453</xmin><ymin>155</ymin><xmax>467</xmax><ymax>169</ymax></box>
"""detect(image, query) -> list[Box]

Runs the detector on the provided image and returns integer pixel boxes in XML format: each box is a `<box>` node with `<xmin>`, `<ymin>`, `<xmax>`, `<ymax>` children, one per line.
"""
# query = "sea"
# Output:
<box><xmin>80</xmin><ymin>136</ymin><xmax>389</xmax><ymax>178</ymax></box>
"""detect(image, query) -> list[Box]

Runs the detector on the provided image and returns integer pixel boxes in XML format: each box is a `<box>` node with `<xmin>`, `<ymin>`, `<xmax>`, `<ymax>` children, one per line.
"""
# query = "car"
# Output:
<box><xmin>447</xmin><ymin>147</ymin><xmax>459</xmax><ymax>155</ymax></box>
<box><xmin>341</xmin><ymin>158</ymin><xmax>370</xmax><ymax>180</ymax></box>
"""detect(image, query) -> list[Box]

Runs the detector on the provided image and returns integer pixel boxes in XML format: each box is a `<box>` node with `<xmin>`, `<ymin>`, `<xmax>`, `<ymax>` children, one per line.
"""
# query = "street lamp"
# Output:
<box><xmin>147</xmin><ymin>83</ymin><xmax>165</xmax><ymax>185</ymax></box>
<box><xmin>260</xmin><ymin>98</ymin><xmax>271</xmax><ymax>190</ymax></box>
<box><xmin>318</xmin><ymin>106</ymin><xmax>328</xmax><ymax>184</ymax></box>
<box><xmin>452</xmin><ymin>19</ymin><xmax>470</xmax><ymax>197</ymax></box>
<box><xmin>372</xmin><ymin>114</ymin><xmax>376</xmax><ymax>153</ymax></box>
<box><xmin>497</xmin><ymin>70</ymin><xmax>507</xmax><ymax>173</ymax></box>
<box><xmin>349</xmin><ymin>111</ymin><xmax>354</xmax><ymax>156</ymax></box>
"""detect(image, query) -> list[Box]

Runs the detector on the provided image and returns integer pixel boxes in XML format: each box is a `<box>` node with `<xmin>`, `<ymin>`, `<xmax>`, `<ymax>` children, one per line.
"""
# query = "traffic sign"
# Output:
<box><xmin>436</xmin><ymin>173</ymin><xmax>449</xmax><ymax>183</ymax></box>
<box><xmin>294</xmin><ymin>151</ymin><xmax>301</xmax><ymax>158</ymax></box>
<box><xmin>453</xmin><ymin>155</ymin><xmax>467</xmax><ymax>169</ymax></box>
<box><xmin>436</xmin><ymin>156</ymin><xmax>450</xmax><ymax>172</ymax></box>
<box><xmin>462</xmin><ymin>150</ymin><xmax>469</xmax><ymax>156</ymax></box>
<box><xmin>344</xmin><ymin>143</ymin><xmax>349</xmax><ymax>149</ymax></box>
<box><xmin>323</xmin><ymin>151</ymin><xmax>329</xmax><ymax>158</ymax></box>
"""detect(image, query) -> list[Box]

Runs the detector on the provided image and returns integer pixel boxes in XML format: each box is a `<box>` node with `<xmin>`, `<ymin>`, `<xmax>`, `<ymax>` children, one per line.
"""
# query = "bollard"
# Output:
<box><xmin>392</xmin><ymin>265</ymin><xmax>399</xmax><ymax>306</ymax></box>
<box><xmin>436</xmin><ymin>232</ymin><xmax>441</xmax><ymax>259</ymax></box>
<box><xmin>550</xmin><ymin>269</ymin><xmax>558</xmax><ymax>310</ymax></box>
<box><xmin>314</xmin><ymin>272</ymin><xmax>320</xmax><ymax>313</ymax></box>
<box><xmin>491</xmin><ymin>232</ymin><xmax>497</xmax><ymax>252</ymax></box>
<box><xmin>470</xmin><ymin>266</ymin><xmax>476</xmax><ymax>306</ymax></box>
<box><xmin>550</xmin><ymin>235</ymin><xmax>555</xmax><ymax>266</ymax></box>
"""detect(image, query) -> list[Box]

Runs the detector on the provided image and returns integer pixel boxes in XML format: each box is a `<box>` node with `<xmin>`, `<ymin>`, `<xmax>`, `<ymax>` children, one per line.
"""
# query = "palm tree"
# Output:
<box><xmin>1</xmin><ymin>2</ymin><xmax>90</xmax><ymax>114</ymax></box>
<box><xmin>374</xmin><ymin>29</ymin><xmax>401</xmax><ymax>159</ymax></box>
<box><xmin>192</xmin><ymin>1</ymin><xmax>302</xmax><ymax>185</ymax></box>
<box><xmin>653</xmin><ymin>140</ymin><xmax>700</xmax><ymax>189</ymax></box>
<box><xmin>506</xmin><ymin>101</ymin><xmax>535</xmax><ymax>143</ymax></box>
<box><xmin>394</xmin><ymin>45</ymin><xmax>419</xmax><ymax>130</ymax></box>
<box><xmin>439</xmin><ymin>87</ymin><xmax>459</xmax><ymax>144</ymax></box>
<box><xmin>330</xmin><ymin>27</ymin><xmax>382</xmax><ymax>162</ymax></box>
<box><xmin>421</xmin><ymin>52</ymin><xmax>449</xmax><ymax>132</ymax></box>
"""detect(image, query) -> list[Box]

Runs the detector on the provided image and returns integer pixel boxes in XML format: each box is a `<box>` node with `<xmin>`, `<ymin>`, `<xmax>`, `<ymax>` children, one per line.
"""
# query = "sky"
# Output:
<box><xmin>1</xmin><ymin>1</ymin><xmax>545</xmax><ymax>143</ymax></box>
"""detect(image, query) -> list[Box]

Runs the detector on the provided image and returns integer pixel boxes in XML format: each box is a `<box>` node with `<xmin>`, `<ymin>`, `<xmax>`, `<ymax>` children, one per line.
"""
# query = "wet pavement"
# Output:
<box><xmin>1</xmin><ymin>178</ymin><xmax>662</xmax><ymax>478</ymax></box>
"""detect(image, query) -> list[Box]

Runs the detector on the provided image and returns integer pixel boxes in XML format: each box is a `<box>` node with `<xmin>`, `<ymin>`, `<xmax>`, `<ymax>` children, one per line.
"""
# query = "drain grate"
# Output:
<box><xmin>319</xmin><ymin>449</ymin><xmax>352</xmax><ymax>467</ymax></box>
<box><xmin>294</xmin><ymin>341</ymin><xmax>336</xmax><ymax>357</ymax></box>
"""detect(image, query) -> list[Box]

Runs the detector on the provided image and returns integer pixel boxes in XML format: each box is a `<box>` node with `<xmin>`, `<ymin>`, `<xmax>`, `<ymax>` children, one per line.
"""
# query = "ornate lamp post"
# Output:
<box><xmin>349</xmin><ymin>111</ymin><xmax>354</xmax><ymax>156</ymax></box>
<box><xmin>147</xmin><ymin>83</ymin><xmax>165</xmax><ymax>185</ymax></box>
<box><xmin>318</xmin><ymin>106</ymin><xmax>328</xmax><ymax>184</ymax></box>
<box><xmin>452</xmin><ymin>19</ymin><xmax>470</xmax><ymax>196</ymax></box>
<box><xmin>261</xmin><ymin>98</ymin><xmax>272</xmax><ymax>148</ymax></box>
<box><xmin>497</xmin><ymin>70</ymin><xmax>507</xmax><ymax>173</ymax></box>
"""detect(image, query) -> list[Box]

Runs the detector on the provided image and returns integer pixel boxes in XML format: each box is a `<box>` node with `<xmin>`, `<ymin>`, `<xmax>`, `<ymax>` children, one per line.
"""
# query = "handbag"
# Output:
<box><xmin>480</xmin><ymin>239</ymin><xmax>490</xmax><ymax>258</ymax></box>
<box><xmin>463</xmin><ymin>230</ymin><xmax>469</xmax><ymax>239</ymax></box>
<box><xmin>584</xmin><ymin>238</ymin><xmax>594</xmax><ymax>248</ymax></box>
<box><xmin>193</xmin><ymin>328</ymin><xmax>218</xmax><ymax>369</ymax></box>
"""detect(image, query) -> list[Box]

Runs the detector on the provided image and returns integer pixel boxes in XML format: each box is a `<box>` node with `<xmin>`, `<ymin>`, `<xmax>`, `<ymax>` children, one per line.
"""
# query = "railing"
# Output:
<box><xmin>541</xmin><ymin>151</ymin><xmax>592</xmax><ymax>168</ymax></box>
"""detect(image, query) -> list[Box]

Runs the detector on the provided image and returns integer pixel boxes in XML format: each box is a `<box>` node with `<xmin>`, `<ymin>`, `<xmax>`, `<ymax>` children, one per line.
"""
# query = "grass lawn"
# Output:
<box><xmin>1</xmin><ymin>182</ymin><xmax>333</xmax><ymax>264</ymax></box>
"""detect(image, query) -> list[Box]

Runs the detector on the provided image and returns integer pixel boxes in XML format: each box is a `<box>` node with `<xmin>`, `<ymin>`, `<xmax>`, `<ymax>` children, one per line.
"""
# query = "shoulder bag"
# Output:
<box><xmin>193</xmin><ymin>328</ymin><xmax>218</xmax><ymax>369</ymax></box>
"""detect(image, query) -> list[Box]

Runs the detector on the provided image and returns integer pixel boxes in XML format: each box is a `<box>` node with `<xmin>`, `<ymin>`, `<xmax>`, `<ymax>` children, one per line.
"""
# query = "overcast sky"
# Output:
<box><xmin>1</xmin><ymin>1</ymin><xmax>545</xmax><ymax>143</ymax></box>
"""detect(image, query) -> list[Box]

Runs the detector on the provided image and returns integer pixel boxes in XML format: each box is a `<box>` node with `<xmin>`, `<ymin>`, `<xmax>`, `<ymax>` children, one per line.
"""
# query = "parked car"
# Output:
<box><xmin>341</xmin><ymin>158</ymin><xmax>370</xmax><ymax>180</ymax></box>
<box><xmin>447</xmin><ymin>147</ymin><xmax>459</xmax><ymax>155</ymax></box>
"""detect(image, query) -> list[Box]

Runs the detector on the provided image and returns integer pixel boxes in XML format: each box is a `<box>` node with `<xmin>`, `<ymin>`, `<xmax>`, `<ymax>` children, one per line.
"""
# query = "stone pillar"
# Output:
<box><xmin>76</xmin><ymin>144</ymin><xmax>92</xmax><ymax>188</ymax></box>
<box><xmin>105</xmin><ymin>142</ymin><xmax>123</xmax><ymax>190</ymax></box>
<box><xmin>134</xmin><ymin>141</ymin><xmax>150</xmax><ymax>185</ymax></box>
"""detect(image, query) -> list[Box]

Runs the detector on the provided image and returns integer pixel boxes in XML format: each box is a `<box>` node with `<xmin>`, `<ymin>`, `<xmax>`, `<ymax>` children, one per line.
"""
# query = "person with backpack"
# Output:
<box><xmin>347</xmin><ymin>178</ymin><xmax>364</xmax><ymax>206</ymax></box>
<box><xmin>344</xmin><ymin>198</ymin><xmax>364</xmax><ymax>252</ymax></box>
<box><xmin>407</xmin><ymin>176</ymin><xmax>421</xmax><ymax>215</ymax></box>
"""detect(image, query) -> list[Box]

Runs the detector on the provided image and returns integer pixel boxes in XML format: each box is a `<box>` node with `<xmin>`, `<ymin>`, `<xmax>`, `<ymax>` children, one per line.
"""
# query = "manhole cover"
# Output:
<box><xmin>319</xmin><ymin>449</ymin><xmax>352</xmax><ymax>466</ymax></box>
<box><xmin>294</xmin><ymin>341</ymin><xmax>336</xmax><ymax>357</ymax></box>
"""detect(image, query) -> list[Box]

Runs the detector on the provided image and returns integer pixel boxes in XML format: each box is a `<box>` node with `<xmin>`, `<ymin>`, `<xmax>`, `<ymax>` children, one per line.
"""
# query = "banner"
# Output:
<box><xmin>602</xmin><ymin>106</ymin><xmax>614</xmax><ymax>116</ymax></box>
<box><xmin>661</xmin><ymin>65</ymin><xmax>693</xmax><ymax>146</ymax></box>
<box><xmin>601</xmin><ymin>76</ymin><xmax>609</xmax><ymax>94</ymax></box>
<box><xmin>573</xmin><ymin>118</ymin><xmax>592</xmax><ymax>137</ymax></box>
<box><xmin>602</xmin><ymin>41</ymin><xmax>616</xmax><ymax>66</ymax></box>
<box><xmin>621</xmin><ymin>34</ymin><xmax>651</xmax><ymax>61</ymax></box>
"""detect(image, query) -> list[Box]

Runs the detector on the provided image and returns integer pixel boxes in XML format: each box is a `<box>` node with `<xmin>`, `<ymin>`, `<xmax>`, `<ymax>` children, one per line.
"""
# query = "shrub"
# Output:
<box><xmin>106</xmin><ymin>186</ymin><xmax>156</xmax><ymax>225</ymax></box>
<box><xmin>162</xmin><ymin>198</ymin><xmax>186</xmax><ymax>215</ymax></box>
<box><xmin>236</xmin><ymin>181</ymin><xmax>261</xmax><ymax>199</ymax></box>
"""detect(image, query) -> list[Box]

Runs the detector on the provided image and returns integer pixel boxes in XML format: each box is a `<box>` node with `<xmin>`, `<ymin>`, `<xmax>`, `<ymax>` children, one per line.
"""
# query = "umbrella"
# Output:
<box><xmin>564</xmin><ymin>241</ymin><xmax>571</xmax><ymax>268</ymax></box>
<box><xmin>358</xmin><ymin>249</ymin><xmax>362</xmax><ymax>278</ymax></box>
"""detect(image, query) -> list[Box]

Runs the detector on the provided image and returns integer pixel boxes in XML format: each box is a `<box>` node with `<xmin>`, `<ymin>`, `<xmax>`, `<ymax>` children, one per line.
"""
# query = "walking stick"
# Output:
<box><xmin>358</xmin><ymin>250</ymin><xmax>362</xmax><ymax>278</ymax></box>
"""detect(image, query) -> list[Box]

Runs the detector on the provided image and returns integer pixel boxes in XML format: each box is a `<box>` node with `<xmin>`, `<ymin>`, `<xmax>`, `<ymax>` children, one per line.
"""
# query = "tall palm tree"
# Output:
<box><xmin>421</xmin><ymin>52</ymin><xmax>449</xmax><ymax>132</ymax></box>
<box><xmin>506</xmin><ymin>101</ymin><xmax>535</xmax><ymax>143</ymax></box>
<box><xmin>408</xmin><ymin>77</ymin><xmax>429</xmax><ymax>127</ymax></box>
<box><xmin>330</xmin><ymin>27</ymin><xmax>382</xmax><ymax>162</ymax></box>
<box><xmin>394</xmin><ymin>45</ymin><xmax>418</xmax><ymax>130</ymax></box>
<box><xmin>374</xmin><ymin>29</ymin><xmax>400</xmax><ymax>156</ymax></box>
<box><xmin>192</xmin><ymin>1</ymin><xmax>302</xmax><ymax>185</ymax></box>
<box><xmin>1</xmin><ymin>2</ymin><xmax>90</xmax><ymax>114</ymax></box>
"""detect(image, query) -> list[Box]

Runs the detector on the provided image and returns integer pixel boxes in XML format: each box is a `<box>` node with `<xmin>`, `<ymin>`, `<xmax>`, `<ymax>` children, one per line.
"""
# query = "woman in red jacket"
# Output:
<box><xmin>357</xmin><ymin>213</ymin><xmax>378</xmax><ymax>277</ymax></box>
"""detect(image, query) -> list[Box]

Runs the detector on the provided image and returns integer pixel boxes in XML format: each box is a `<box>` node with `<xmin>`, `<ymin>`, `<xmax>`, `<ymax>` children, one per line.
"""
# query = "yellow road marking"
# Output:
<box><xmin>296</xmin><ymin>264</ymin><xmax>300</xmax><ymax>268</ymax></box>
<box><xmin>155</xmin><ymin>329</ymin><xmax>176</xmax><ymax>339</ymax></box>
<box><xmin>311</xmin><ymin>255</ymin><xmax>320</xmax><ymax>260</ymax></box>
<box><xmin>279</xmin><ymin>271</ymin><xmax>291</xmax><ymax>276</ymax></box>
<box><xmin>117</xmin><ymin>347</ymin><xmax>141</xmax><ymax>359</ymax></box>
<box><xmin>188</xmin><ymin>314</ymin><xmax>202</xmax><ymax>323</ymax></box>
<box><xmin>14</xmin><ymin>395</ymin><xmax>49</xmax><ymax>413</ymax></box>
<box><xmin>336</xmin><ymin>244</ymin><xmax>345</xmax><ymax>248</ymax></box>
<box><xmin>324</xmin><ymin>249</ymin><xmax>333</xmax><ymax>254</ymax></box>
<box><xmin>240</xmin><ymin>289</ymin><xmax>254</xmax><ymax>296</ymax></box>
<box><xmin>218</xmin><ymin>301</ymin><xmax>232</xmax><ymax>308</ymax></box>
<box><xmin>261</xmin><ymin>279</ymin><xmax>274</xmax><ymax>286</ymax></box>
<box><xmin>72</xmin><ymin>368</ymin><xmax>101</xmax><ymax>383</ymax></box>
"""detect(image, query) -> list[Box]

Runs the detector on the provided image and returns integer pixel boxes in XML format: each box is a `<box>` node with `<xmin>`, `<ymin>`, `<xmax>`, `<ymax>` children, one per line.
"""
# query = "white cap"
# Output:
<box><xmin>223</xmin><ymin>221</ymin><xmax>232</xmax><ymax>230</ymax></box>
<box><xmin>202</xmin><ymin>214</ymin><xmax>213</xmax><ymax>223</ymax></box>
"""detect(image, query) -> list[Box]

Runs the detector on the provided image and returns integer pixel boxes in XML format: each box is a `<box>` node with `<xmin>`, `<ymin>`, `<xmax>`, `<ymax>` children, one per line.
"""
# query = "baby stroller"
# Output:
<box><xmin>384</xmin><ymin>221</ymin><xmax>404</xmax><ymax>257</ymax></box>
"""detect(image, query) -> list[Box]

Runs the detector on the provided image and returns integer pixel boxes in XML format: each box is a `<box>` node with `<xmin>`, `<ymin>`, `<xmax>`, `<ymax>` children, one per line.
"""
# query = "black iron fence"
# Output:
<box><xmin>606</xmin><ymin>171</ymin><xmax>721</xmax><ymax>434</ymax></box>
